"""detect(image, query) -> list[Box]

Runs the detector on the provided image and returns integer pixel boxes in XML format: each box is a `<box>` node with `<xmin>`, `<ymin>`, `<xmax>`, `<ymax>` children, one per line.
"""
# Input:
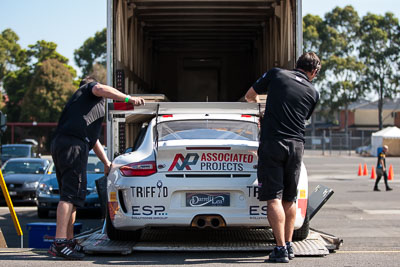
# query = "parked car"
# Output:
<box><xmin>36</xmin><ymin>150</ymin><xmax>105</xmax><ymax>218</ymax></box>
<box><xmin>1</xmin><ymin>158</ymin><xmax>51</xmax><ymax>204</ymax></box>
<box><xmin>355</xmin><ymin>145</ymin><xmax>371</xmax><ymax>156</ymax></box>
<box><xmin>106</xmin><ymin>104</ymin><xmax>309</xmax><ymax>241</ymax></box>
<box><xmin>1</xmin><ymin>143</ymin><xmax>39</xmax><ymax>165</ymax></box>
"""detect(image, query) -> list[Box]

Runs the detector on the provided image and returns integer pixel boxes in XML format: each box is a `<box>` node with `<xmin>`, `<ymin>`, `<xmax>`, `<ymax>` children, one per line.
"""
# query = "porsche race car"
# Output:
<box><xmin>106</xmin><ymin>102</ymin><xmax>309</xmax><ymax>241</ymax></box>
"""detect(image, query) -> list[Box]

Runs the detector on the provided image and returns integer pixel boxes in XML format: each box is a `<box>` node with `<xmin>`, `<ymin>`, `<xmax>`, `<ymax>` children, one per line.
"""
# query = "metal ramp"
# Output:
<box><xmin>82</xmin><ymin>228</ymin><xmax>341</xmax><ymax>256</ymax></box>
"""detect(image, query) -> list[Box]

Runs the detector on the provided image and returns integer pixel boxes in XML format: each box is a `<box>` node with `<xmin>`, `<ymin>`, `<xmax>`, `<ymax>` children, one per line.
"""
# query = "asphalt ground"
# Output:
<box><xmin>1</xmin><ymin>150</ymin><xmax>400</xmax><ymax>266</ymax></box>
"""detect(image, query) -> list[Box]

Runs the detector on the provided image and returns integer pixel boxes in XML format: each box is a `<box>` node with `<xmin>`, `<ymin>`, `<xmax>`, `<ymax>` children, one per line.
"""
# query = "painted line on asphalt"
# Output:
<box><xmin>336</xmin><ymin>251</ymin><xmax>400</xmax><ymax>253</ymax></box>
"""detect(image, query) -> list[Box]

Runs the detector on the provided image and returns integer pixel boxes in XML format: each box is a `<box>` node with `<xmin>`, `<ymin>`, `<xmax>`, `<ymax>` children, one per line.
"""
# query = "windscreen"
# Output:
<box><xmin>157</xmin><ymin>120</ymin><xmax>258</xmax><ymax>141</ymax></box>
<box><xmin>87</xmin><ymin>154</ymin><xmax>104</xmax><ymax>173</ymax></box>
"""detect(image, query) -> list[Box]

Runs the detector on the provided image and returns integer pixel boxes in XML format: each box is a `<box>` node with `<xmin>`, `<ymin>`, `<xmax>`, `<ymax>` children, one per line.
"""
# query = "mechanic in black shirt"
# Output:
<box><xmin>374</xmin><ymin>145</ymin><xmax>392</xmax><ymax>191</ymax></box>
<box><xmin>49</xmin><ymin>77</ymin><xmax>145</xmax><ymax>260</ymax></box>
<box><xmin>245</xmin><ymin>52</ymin><xmax>320</xmax><ymax>263</ymax></box>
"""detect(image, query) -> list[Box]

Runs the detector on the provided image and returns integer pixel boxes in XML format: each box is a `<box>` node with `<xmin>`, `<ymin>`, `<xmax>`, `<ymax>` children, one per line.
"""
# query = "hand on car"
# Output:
<box><xmin>129</xmin><ymin>96</ymin><xmax>145</xmax><ymax>106</ymax></box>
<box><xmin>104</xmin><ymin>162</ymin><xmax>112</xmax><ymax>175</ymax></box>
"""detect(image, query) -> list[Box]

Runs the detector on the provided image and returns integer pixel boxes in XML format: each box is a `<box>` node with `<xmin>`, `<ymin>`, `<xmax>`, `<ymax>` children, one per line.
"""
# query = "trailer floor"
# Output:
<box><xmin>81</xmin><ymin>228</ymin><xmax>341</xmax><ymax>256</ymax></box>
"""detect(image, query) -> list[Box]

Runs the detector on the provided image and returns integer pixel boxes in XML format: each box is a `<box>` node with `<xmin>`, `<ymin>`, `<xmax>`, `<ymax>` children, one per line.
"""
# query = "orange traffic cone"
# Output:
<box><xmin>363</xmin><ymin>164</ymin><xmax>368</xmax><ymax>176</ymax></box>
<box><xmin>371</xmin><ymin>166</ymin><xmax>376</xmax><ymax>179</ymax></box>
<box><xmin>358</xmin><ymin>164</ymin><xmax>362</xmax><ymax>176</ymax></box>
<box><xmin>388</xmin><ymin>165</ymin><xmax>394</xmax><ymax>180</ymax></box>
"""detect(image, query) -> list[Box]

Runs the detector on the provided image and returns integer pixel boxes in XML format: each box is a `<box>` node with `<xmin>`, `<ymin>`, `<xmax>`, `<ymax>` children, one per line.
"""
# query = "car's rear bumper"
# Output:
<box><xmin>108</xmin><ymin>176</ymin><xmax>308</xmax><ymax>231</ymax></box>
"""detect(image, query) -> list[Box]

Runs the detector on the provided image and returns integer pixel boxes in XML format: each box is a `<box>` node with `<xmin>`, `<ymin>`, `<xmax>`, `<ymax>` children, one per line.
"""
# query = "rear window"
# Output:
<box><xmin>2</xmin><ymin>146</ymin><xmax>30</xmax><ymax>157</ymax></box>
<box><xmin>2</xmin><ymin>161</ymin><xmax>44</xmax><ymax>175</ymax></box>
<box><xmin>157</xmin><ymin>120</ymin><xmax>258</xmax><ymax>141</ymax></box>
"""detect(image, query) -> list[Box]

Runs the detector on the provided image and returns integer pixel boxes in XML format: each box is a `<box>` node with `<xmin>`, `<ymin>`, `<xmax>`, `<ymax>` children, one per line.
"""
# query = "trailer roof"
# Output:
<box><xmin>126</xmin><ymin>0</ymin><xmax>278</xmax><ymax>46</ymax></box>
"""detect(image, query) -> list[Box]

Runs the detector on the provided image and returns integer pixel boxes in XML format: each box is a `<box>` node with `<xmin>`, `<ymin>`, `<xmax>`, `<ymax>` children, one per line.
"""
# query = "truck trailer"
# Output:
<box><xmin>106</xmin><ymin>0</ymin><xmax>303</xmax><ymax>155</ymax></box>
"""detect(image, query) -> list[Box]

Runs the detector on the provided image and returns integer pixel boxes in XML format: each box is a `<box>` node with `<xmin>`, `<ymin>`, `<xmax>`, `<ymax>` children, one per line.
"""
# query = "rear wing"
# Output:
<box><xmin>107</xmin><ymin>102</ymin><xmax>263</xmax><ymax>160</ymax></box>
<box><xmin>108</xmin><ymin>102</ymin><xmax>262</xmax><ymax>116</ymax></box>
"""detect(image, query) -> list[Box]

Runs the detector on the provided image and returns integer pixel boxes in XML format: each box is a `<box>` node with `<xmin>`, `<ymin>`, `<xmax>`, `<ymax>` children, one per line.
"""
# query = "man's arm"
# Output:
<box><xmin>92</xmin><ymin>83</ymin><xmax>145</xmax><ymax>106</ymax></box>
<box><xmin>93</xmin><ymin>140</ymin><xmax>112</xmax><ymax>175</ymax></box>
<box><xmin>380</xmin><ymin>158</ymin><xmax>386</xmax><ymax>172</ymax></box>
<box><xmin>245</xmin><ymin>87</ymin><xmax>260</xmax><ymax>103</ymax></box>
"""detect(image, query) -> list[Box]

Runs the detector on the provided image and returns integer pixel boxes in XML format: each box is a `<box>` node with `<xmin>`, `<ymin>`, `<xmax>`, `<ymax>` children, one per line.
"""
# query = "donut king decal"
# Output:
<box><xmin>168</xmin><ymin>152</ymin><xmax>255</xmax><ymax>172</ymax></box>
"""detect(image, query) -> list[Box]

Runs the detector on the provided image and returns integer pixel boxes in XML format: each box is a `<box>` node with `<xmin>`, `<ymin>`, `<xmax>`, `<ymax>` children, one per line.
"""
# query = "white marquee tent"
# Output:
<box><xmin>371</xmin><ymin>126</ymin><xmax>400</xmax><ymax>156</ymax></box>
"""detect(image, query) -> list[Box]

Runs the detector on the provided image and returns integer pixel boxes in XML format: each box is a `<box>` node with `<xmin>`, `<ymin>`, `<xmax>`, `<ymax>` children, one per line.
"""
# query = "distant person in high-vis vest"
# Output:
<box><xmin>374</xmin><ymin>145</ymin><xmax>393</xmax><ymax>191</ymax></box>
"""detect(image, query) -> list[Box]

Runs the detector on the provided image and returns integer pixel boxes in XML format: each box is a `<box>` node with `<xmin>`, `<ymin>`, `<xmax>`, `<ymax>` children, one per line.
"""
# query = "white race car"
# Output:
<box><xmin>106</xmin><ymin>103</ymin><xmax>309</xmax><ymax>241</ymax></box>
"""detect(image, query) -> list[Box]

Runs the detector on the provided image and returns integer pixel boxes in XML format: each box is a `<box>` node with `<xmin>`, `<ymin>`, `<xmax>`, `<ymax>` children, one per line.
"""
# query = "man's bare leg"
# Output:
<box><xmin>282</xmin><ymin>200</ymin><xmax>296</xmax><ymax>242</ymax></box>
<box><xmin>67</xmin><ymin>207</ymin><xmax>77</xmax><ymax>240</ymax></box>
<box><xmin>267</xmin><ymin>199</ymin><xmax>286</xmax><ymax>246</ymax></box>
<box><xmin>55</xmin><ymin>201</ymin><xmax>74</xmax><ymax>239</ymax></box>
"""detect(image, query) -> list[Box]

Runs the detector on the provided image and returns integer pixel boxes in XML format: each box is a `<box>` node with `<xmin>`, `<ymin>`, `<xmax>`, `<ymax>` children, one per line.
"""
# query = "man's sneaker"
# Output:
<box><xmin>267</xmin><ymin>246</ymin><xmax>289</xmax><ymax>263</ymax></box>
<box><xmin>48</xmin><ymin>241</ymin><xmax>85</xmax><ymax>260</ymax></box>
<box><xmin>286</xmin><ymin>242</ymin><xmax>295</xmax><ymax>260</ymax></box>
<box><xmin>68</xmin><ymin>239</ymin><xmax>84</xmax><ymax>253</ymax></box>
<box><xmin>374</xmin><ymin>187</ymin><xmax>380</xmax><ymax>191</ymax></box>
<box><xmin>386</xmin><ymin>187</ymin><xmax>393</xmax><ymax>191</ymax></box>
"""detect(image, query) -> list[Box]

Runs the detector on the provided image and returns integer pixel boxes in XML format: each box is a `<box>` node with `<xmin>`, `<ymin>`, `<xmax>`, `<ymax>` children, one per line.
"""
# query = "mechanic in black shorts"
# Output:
<box><xmin>245</xmin><ymin>52</ymin><xmax>320</xmax><ymax>263</ymax></box>
<box><xmin>49</xmin><ymin>77</ymin><xmax>145</xmax><ymax>260</ymax></box>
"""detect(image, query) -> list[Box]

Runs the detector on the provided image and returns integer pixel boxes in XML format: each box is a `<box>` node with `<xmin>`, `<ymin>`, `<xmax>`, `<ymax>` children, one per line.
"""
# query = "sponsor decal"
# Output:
<box><xmin>108</xmin><ymin>202</ymin><xmax>119</xmax><ymax>220</ymax></box>
<box><xmin>168</xmin><ymin>153</ymin><xmax>199</xmax><ymax>171</ymax></box>
<box><xmin>249</xmin><ymin>205</ymin><xmax>267</xmax><ymax>216</ymax></box>
<box><xmin>168</xmin><ymin>152</ymin><xmax>254</xmax><ymax>171</ymax></box>
<box><xmin>186</xmin><ymin>193</ymin><xmax>230</xmax><ymax>207</ymax></box>
<box><xmin>247</xmin><ymin>186</ymin><xmax>260</xmax><ymax>198</ymax></box>
<box><xmin>132</xmin><ymin>205</ymin><xmax>168</xmax><ymax>217</ymax></box>
<box><xmin>299</xmin><ymin>189</ymin><xmax>306</xmax><ymax>199</ymax></box>
<box><xmin>131</xmin><ymin>180</ymin><xmax>168</xmax><ymax>198</ymax></box>
<box><xmin>110</xmin><ymin>192</ymin><xmax>117</xmax><ymax>202</ymax></box>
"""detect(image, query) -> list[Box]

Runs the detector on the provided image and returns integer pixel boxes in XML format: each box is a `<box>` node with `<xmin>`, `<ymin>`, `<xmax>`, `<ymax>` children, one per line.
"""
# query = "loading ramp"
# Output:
<box><xmin>81</xmin><ymin>184</ymin><xmax>340</xmax><ymax>256</ymax></box>
<box><xmin>81</xmin><ymin>228</ymin><xmax>341</xmax><ymax>256</ymax></box>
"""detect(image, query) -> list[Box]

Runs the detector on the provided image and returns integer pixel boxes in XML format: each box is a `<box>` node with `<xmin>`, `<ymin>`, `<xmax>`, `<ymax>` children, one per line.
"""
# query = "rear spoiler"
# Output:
<box><xmin>108</xmin><ymin>102</ymin><xmax>263</xmax><ymax>116</ymax></box>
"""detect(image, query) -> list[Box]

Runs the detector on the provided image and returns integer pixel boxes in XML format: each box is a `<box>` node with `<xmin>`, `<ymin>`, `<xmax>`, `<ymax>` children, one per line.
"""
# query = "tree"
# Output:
<box><xmin>27</xmin><ymin>40</ymin><xmax>69</xmax><ymax>65</ymax></box>
<box><xmin>74</xmin><ymin>28</ymin><xmax>106</xmax><ymax>77</ymax></box>
<box><xmin>20</xmin><ymin>59</ymin><xmax>76</xmax><ymax>122</ymax></box>
<box><xmin>89</xmin><ymin>62</ymin><xmax>107</xmax><ymax>84</ymax></box>
<box><xmin>2</xmin><ymin>38</ymin><xmax>77</xmax><ymax>122</ymax></box>
<box><xmin>2</xmin><ymin>66</ymin><xmax>32</xmax><ymax>121</ymax></box>
<box><xmin>0</xmin><ymin>29</ymin><xmax>27</xmax><ymax>82</ymax></box>
<box><xmin>323</xmin><ymin>6</ymin><xmax>365</xmax><ymax>133</ymax></box>
<box><xmin>359</xmin><ymin>12</ymin><xmax>400</xmax><ymax>130</ymax></box>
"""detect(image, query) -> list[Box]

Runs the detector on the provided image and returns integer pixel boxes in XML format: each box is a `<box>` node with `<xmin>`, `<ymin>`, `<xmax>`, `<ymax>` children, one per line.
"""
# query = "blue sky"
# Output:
<box><xmin>0</xmin><ymin>0</ymin><xmax>399</xmax><ymax>77</ymax></box>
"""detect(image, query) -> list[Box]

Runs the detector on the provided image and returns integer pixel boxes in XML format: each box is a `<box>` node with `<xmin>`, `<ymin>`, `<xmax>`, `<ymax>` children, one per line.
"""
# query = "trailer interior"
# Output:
<box><xmin>111</xmin><ymin>0</ymin><xmax>300</xmax><ymax>102</ymax></box>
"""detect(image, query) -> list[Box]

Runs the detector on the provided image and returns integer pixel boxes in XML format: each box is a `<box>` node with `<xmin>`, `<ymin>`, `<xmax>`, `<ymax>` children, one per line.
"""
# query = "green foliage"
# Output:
<box><xmin>20</xmin><ymin>59</ymin><xmax>76</xmax><ymax>122</ymax></box>
<box><xmin>3</xmin><ymin>66</ymin><xmax>32</xmax><ymax>121</ymax></box>
<box><xmin>1</xmin><ymin>31</ymin><xmax>77</xmax><ymax>122</ymax></box>
<box><xmin>303</xmin><ymin>6</ymin><xmax>366</xmax><ymax>128</ymax></box>
<box><xmin>74</xmin><ymin>28</ymin><xmax>106</xmax><ymax>77</ymax></box>
<box><xmin>358</xmin><ymin>12</ymin><xmax>400</xmax><ymax>129</ymax></box>
<box><xmin>27</xmin><ymin>40</ymin><xmax>69</xmax><ymax>65</ymax></box>
<box><xmin>0</xmin><ymin>29</ymin><xmax>28</xmax><ymax>81</ymax></box>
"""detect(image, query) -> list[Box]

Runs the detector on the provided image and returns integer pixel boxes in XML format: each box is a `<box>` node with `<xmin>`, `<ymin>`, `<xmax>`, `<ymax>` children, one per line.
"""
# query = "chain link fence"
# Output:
<box><xmin>305</xmin><ymin>131</ymin><xmax>372</xmax><ymax>156</ymax></box>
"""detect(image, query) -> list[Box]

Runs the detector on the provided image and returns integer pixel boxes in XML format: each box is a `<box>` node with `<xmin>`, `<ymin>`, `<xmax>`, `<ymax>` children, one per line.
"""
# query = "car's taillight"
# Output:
<box><xmin>119</xmin><ymin>161</ymin><xmax>157</xmax><ymax>176</ymax></box>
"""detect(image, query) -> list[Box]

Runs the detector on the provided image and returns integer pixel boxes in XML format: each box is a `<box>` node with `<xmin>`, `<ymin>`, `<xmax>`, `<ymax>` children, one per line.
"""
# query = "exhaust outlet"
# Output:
<box><xmin>191</xmin><ymin>215</ymin><xmax>226</xmax><ymax>229</ymax></box>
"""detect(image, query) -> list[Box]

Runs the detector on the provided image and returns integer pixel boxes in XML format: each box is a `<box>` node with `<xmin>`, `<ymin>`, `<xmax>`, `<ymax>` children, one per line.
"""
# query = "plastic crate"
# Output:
<box><xmin>26</xmin><ymin>222</ymin><xmax>82</xmax><ymax>248</ymax></box>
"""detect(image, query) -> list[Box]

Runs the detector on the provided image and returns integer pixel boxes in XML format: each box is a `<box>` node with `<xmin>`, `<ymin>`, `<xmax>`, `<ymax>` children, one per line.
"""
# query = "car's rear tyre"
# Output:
<box><xmin>37</xmin><ymin>207</ymin><xmax>49</xmax><ymax>218</ymax></box>
<box><xmin>106</xmin><ymin>211</ymin><xmax>142</xmax><ymax>241</ymax></box>
<box><xmin>292</xmin><ymin>212</ymin><xmax>309</xmax><ymax>241</ymax></box>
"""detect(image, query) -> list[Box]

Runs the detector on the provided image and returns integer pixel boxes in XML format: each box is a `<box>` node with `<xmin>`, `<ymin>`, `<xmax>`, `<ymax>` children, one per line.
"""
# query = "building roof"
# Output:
<box><xmin>348</xmin><ymin>98</ymin><xmax>400</xmax><ymax>111</ymax></box>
